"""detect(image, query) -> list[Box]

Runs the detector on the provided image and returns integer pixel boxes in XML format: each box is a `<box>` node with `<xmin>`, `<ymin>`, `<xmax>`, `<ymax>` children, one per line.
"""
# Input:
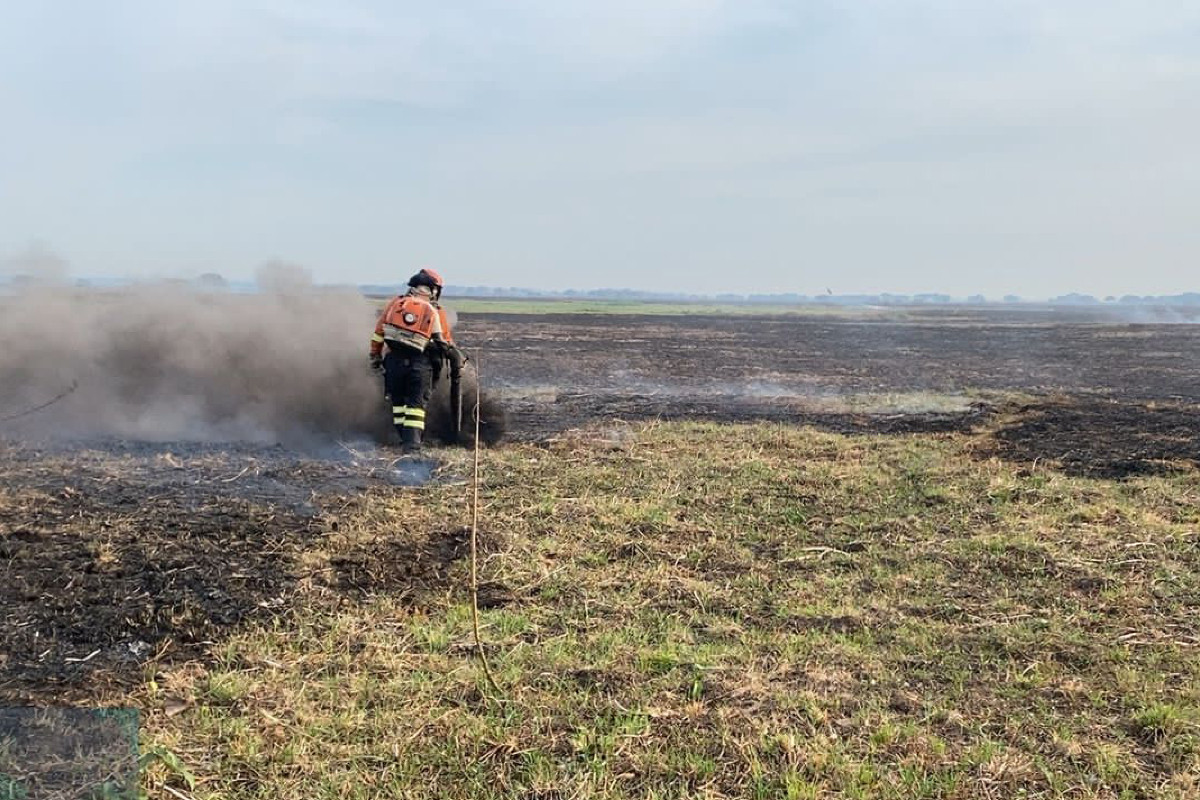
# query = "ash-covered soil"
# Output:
<box><xmin>0</xmin><ymin>440</ymin><xmax>473</xmax><ymax>701</ymax></box>
<box><xmin>984</xmin><ymin>397</ymin><xmax>1200</xmax><ymax>478</ymax></box>
<box><xmin>456</xmin><ymin>305</ymin><xmax>1200</xmax><ymax>476</ymax></box>
<box><xmin>5</xmin><ymin>304</ymin><xmax>1200</xmax><ymax>697</ymax></box>
<box><xmin>462</xmin><ymin>306</ymin><xmax>1200</xmax><ymax>414</ymax></box>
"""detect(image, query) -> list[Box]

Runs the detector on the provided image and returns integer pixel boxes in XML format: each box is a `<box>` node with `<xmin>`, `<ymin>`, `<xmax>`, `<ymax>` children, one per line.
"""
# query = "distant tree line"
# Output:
<box><xmin>410</xmin><ymin>286</ymin><xmax>1200</xmax><ymax>306</ymax></box>
<box><xmin>9</xmin><ymin>273</ymin><xmax>1200</xmax><ymax>307</ymax></box>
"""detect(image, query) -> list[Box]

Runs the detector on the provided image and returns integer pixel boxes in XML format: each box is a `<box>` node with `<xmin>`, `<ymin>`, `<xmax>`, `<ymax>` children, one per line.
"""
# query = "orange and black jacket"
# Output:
<box><xmin>370</xmin><ymin>294</ymin><xmax>442</xmax><ymax>356</ymax></box>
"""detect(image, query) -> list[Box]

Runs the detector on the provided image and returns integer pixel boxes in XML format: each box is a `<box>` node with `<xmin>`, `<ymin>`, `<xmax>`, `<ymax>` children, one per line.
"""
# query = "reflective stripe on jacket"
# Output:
<box><xmin>370</xmin><ymin>294</ymin><xmax>441</xmax><ymax>355</ymax></box>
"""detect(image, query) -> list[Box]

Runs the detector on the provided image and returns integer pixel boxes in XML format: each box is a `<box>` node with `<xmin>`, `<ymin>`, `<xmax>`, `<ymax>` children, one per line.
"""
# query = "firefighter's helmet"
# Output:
<box><xmin>408</xmin><ymin>268</ymin><xmax>444</xmax><ymax>300</ymax></box>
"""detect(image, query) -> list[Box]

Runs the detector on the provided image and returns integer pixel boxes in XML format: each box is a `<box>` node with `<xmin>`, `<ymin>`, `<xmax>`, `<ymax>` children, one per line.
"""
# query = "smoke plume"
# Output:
<box><xmin>0</xmin><ymin>280</ymin><xmax>387</xmax><ymax>443</ymax></box>
<box><xmin>1</xmin><ymin>242</ymin><xmax>70</xmax><ymax>285</ymax></box>
<box><xmin>0</xmin><ymin>274</ymin><xmax>507</xmax><ymax>445</ymax></box>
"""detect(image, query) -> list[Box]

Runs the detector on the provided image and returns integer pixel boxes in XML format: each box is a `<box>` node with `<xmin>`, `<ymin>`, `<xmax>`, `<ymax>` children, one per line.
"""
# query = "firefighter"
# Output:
<box><xmin>369</xmin><ymin>268</ymin><xmax>454</xmax><ymax>453</ymax></box>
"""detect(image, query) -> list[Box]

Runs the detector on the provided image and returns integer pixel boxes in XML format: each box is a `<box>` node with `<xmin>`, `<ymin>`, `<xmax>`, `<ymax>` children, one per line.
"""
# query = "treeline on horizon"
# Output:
<box><xmin>4</xmin><ymin>273</ymin><xmax>1199</xmax><ymax>306</ymax></box>
<box><xmin>384</xmin><ymin>286</ymin><xmax>1200</xmax><ymax>307</ymax></box>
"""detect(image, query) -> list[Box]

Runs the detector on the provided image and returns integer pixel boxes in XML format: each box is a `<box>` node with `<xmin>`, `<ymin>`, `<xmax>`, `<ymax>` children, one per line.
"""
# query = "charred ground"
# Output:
<box><xmin>463</xmin><ymin>304</ymin><xmax>1200</xmax><ymax>475</ymax></box>
<box><xmin>2</xmin><ymin>303</ymin><xmax>1200</xmax><ymax>798</ymax></box>
<box><xmin>0</xmin><ymin>440</ymin><xmax>480</xmax><ymax>700</ymax></box>
<box><xmin>465</xmin><ymin>306</ymin><xmax>1200</xmax><ymax>407</ymax></box>
<box><xmin>4</xmin><ymin>304</ymin><xmax>1199</xmax><ymax>697</ymax></box>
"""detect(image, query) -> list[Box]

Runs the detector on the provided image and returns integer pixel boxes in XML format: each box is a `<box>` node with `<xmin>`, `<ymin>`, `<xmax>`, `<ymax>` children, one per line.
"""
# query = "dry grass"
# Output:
<box><xmin>87</xmin><ymin>422</ymin><xmax>1200</xmax><ymax>797</ymax></box>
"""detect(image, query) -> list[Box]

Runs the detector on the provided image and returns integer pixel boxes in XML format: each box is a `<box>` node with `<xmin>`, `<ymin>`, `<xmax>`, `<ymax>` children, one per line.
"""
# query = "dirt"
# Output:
<box><xmin>0</xmin><ymin>440</ymin><xmax>473</xmax><ymax>701</ymax></box>
<box><xmin>528</xmin><ymin>390</ymin><xmax>993</xmax><ymax>436</ymax></box>
<box><xmin>462</xmin><ymin>307</ymin><xmax>1200</xmax><ymax>409</ymax></box>
<box><xmin>459</xmin><ymin>306</ymin><xmax>1200</xmax><ymax>476</ymax></box>
<box><xmin>4</xmin><ymin>304</ymin><xmax>1200</xmax><ymax>697</ymax></box>
<box><xmin>330</xmin><ymin>526</ymin><xmax>508</xmax><ymax>601</ymax></box>
<box><xmin>985</xmin><ymin>396</ymin><xmax>1200</xmax><ymax>477</ymax></box>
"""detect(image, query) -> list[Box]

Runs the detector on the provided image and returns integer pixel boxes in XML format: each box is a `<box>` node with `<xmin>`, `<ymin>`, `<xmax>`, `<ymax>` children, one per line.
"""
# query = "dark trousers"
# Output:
<box><xmin>384</xmin><ymin>347</ymin><xmax>433</xmax><ymax>435</ymax></box>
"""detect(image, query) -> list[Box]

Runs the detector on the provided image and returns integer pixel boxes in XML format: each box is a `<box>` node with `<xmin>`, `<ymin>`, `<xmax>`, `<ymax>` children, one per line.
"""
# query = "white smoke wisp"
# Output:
<box><xmin>1</xmin><ymin>242</ymin><xmax>70</xmax><ymax>285</ymax></box>
<box><xmin>0</xmin><ymin>282</ymin><xmax>389</xmax><ymax>444</ymax></box>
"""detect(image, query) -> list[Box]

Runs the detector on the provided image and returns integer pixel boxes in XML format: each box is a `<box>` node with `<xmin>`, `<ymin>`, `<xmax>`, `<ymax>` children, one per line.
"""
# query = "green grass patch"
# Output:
<box><xmin>134</xmin><ymin>422</ymin><xmax>1200</xmax><ymax>798</ymax></box>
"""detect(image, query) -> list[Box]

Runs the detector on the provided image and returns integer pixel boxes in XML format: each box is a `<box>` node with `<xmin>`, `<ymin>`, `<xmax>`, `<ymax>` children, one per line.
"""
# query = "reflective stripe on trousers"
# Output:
<box><xmin>392</xmin><ymin>405</ymin><xmax>426</xmax><ymax>430</ymax></box>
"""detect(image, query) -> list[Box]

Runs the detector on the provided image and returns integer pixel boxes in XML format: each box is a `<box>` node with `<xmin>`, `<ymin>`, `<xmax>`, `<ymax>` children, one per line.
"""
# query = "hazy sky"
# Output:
<box><xmin>2</xmin><ymin>1</ymin><xmax>1198</xmax><ymax>297</ymax></box>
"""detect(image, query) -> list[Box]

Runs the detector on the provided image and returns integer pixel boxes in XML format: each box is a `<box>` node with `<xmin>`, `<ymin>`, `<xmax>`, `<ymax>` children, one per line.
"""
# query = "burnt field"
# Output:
<box><xmin>3</xmin><ymin>302</ymin><xmax>1200</xmax><ymax>796</ymax></box>
<box><xmin>468</xmin><ymin>305</ymin><xmax>1200</xmax><ymax>473</ymax></box>
<box><xmin>2</xmin><ymin>303</ymin><xmax>1200</xmax><ymax>796</ymax></box>
<box><xmin>4</xmin><ymin>304</ymin><xmax>1200</xmax><ymax>699</ymax></box>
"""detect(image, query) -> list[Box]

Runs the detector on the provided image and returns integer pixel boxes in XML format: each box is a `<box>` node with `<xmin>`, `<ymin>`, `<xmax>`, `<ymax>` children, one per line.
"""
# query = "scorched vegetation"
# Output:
<box><xmin>6</xmin><ymin>419</ymin><xmax>1187</xmax><ymax>799</ymax></box>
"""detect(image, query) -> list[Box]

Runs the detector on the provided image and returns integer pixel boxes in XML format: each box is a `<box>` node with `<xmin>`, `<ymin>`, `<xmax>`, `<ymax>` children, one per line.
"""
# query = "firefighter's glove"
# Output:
<box><xmin>369</xmin><ymin>354</ymin><xmax>384</xmax><ymax>373</ymax></box>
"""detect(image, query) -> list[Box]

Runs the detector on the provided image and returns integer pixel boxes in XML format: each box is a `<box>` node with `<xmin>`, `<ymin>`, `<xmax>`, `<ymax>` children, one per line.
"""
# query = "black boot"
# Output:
<box><xmin>400</xmin><ymin>426</ymin><xmax>423</xmax><ymax>454</ymax></box>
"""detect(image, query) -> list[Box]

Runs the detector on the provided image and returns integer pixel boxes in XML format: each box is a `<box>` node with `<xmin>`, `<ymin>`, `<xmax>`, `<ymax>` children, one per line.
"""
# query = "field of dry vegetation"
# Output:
<box><xmin>87</xmin><ymin>419</ymin><xmax>1200</xmax><ymax>799</ymax></box>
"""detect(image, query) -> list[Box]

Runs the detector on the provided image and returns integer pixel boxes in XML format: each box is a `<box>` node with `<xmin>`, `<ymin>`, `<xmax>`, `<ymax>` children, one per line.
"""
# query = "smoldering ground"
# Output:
<box><xmin>0</xmin><ymin>281</ymin><xmax>505</xmax><ymax>446</ymax></box>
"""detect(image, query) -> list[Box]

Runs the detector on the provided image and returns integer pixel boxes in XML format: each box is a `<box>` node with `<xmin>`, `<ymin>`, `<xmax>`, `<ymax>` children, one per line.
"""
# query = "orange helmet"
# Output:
<box><xmin>407</xmin><ymin>267</ymin><xmax>443</xmax><ymax>300</ymax></box>
<box><xmin>408</xmin><ymin>268</ymin><xmax>442</xmax><ymax>289</ymax></box>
